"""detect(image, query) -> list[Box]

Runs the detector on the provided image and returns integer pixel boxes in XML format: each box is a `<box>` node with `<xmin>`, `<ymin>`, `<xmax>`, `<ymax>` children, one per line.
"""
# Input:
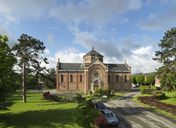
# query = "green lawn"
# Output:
<box><xmin>0</xmin><ymin>91</ymin><xmax>81</xmax><ymax>128</ymax></box>
<box><xmin>160</xmin><ymin>91</ymin><xmax>176</xmax><ymax>105</ymax></box>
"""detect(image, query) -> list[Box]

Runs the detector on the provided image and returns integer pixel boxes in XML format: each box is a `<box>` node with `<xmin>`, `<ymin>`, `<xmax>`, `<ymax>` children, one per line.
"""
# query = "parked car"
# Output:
<box><xmin>100</xmin><ymin>109</ymin><xmax>119</xmax><ymax>126</ymax></box>
<box><xmin>95</xmin><ymin>102</ymin><xmax>107</xmax><ymax>111</ymax></box>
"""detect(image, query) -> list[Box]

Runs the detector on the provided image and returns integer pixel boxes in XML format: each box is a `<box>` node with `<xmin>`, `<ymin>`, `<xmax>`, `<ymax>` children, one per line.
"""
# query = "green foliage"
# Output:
<box><xmin>136</xmin><ymin>75</ymin><xmax>145</xmax><ymax>85</ymax></box>
<box><xmin>27</xmin><ymin>74</ymin><xmax>38</xmax><ymax>89</ymax></box>
<box><xmin>154</xmin><ymin>28</ymin><xmax>176</xmax><ymax>91</ymax></box>
<box><xmin>0</xmin><ymin>35</ymin><xmax>16</xmax><ymax>108</ymax></box>
<box><xmin>160</xmin><ymin>72</ymin><xmax>176</xmax><ymax>91</ymax></box>
<box><xmin>13</xmin><ymin>34</ymin><xmax>48</xmax><ymax>74</ymax></box>
<box><xmin>94</xmin><ymin>88</ymin><xmax>111</xmax><ymax>96</ymax></box>
<box><xmin>145</xmin><ymin>75</ymin><xmax>155</xmax><ymax>85</ymax></box>
<box><xmin>152</xmin><ymin>91</ymin><xmax>165</xmax><ymax>100</ymax></box>
<box><xmin>76</xmin><ymin>94</ymin><xmax>99</xmax><ymax>128</ymax></box>
<box><xmin>12</xmin><ymin>34</ymin><xmax>48</xmax><ymax>102</ymax></box>
<box><xmin>132</xmin><ymin>76</ymin><xmax>137</xmax><ymax>84</ymax></box>
<box><xmin>140</xmin><ymin>86</ymin><xmax>156</xmax><ymax>94</ymax></box>
<box><xmin>42</xmin><ymin>68</ymin><xmax>56</xmax><ymax>89</ymax></box>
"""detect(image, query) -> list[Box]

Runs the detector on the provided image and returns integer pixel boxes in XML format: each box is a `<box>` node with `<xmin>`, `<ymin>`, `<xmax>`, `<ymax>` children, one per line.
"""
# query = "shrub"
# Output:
<box><xmin>43</xmin><ymin>92</ymin><xmax>76</xmax><ymax>102</ymax></box>
<box><xmin>76</xmin><ymin>95</ymin><xmax>99</xmax><ymax>128</ymax></box>
<box><xmin>94</xmin><ymin>114</ymin><xmax>109</xmax><ymax>128</ymax></box>
<box><xmin>43</xmin><ymin>91</ymin><xmax>50</xmax><ymax>99</ymax></box>
<box><xmin>152</xmin><ymin>91</ymin><xmax>165</xmax><ymax>100</ymax></box>
<box><xmin>94</xmin><ymin>88</ymin><xmax>112</xmax><ymax>96</ymax></box>
<box><xmin>140</xmin><ymin>86</ymin><xmax>155</xmax><ymax>94</ymax></box>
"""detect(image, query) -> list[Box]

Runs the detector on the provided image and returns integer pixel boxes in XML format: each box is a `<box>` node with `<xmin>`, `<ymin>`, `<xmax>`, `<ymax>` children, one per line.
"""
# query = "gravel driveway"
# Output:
<box><xmin>104</xmin><ymin>92</ymin><xmax>176</xmax><ymax>128</ymax></box>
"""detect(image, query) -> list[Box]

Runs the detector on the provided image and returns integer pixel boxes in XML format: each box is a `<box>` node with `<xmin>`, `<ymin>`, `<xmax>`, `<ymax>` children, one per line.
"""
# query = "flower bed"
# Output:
<box><xmin>94</xmin><ymin>114</ymin><xmax>109</xmax><ymax>128</ymax></box>
<box><xmin>137</xmin><ymin>96</ymin><xmax>176</xmax><ymax>115</ymax></box>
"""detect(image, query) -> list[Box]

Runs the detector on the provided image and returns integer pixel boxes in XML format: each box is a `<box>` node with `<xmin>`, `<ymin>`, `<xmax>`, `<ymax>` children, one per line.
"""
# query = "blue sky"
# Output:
<box><xmin>0</xmin><ymin>0</ymin><xmax>176</xmax><ymax>73</ymax></box>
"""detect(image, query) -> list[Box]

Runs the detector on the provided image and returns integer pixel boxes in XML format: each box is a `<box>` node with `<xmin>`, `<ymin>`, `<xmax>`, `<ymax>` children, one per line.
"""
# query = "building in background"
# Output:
<box><xmin>56</xmin><ymin>47</ymin><xmax>131</xmax><ymax>93</ymax></box>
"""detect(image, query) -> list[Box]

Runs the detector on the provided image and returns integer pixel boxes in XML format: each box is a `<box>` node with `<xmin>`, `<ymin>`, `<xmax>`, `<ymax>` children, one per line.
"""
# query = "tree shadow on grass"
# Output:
<box><xmin>0</xmin><ymin>108</ymin><xmax>79</xmax><ymax>128</ymax></box>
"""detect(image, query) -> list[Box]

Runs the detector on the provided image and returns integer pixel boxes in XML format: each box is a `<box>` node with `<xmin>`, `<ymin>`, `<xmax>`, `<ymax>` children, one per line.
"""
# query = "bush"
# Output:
<box><xmin>94</xmin><ymin>114</ymin><xmax>109</xmax><ymax>128</ymax></box>
<box><xmin>152</xmin><ymin>91</ymin><xmax>165</xmax><ymax>100</ymax></box>
<box><xmin>43</xmin><ymin>92</ymin><xmax>76</xmax><ymax>102</ymax></box>
<box><xmin>138</xmin><ymin>96</ymin><xmax>176</xmax><ymax>115</ymax></box>
<box><xmin>140</xmin><ymin>86</ymin><xmax>155</xmax><ymax>94</ymax></box>
<box><xmin>76</xmin><ymin>95</ymin><xmax>99</xmax><ymax>128</ymax></box>
<box><xmin>94</xmin><ymin>88</ymin><xmax>112</xmax><ymax>96</ymax></box>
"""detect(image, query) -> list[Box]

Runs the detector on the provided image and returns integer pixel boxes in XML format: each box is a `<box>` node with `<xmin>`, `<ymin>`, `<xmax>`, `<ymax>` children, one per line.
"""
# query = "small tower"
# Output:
<box><xmin>83</xmin><ymin>47</ymin><xmax>104</xmax><ymax>67</ymax></box>
<box><xmin>57</xmin><ymin>58</ymin><xmax>60</xmax><ymax>69</ymax></box>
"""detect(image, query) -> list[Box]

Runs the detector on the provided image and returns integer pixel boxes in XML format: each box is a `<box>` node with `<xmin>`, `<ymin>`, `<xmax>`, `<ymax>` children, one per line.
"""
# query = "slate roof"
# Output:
<box><xmin>83</xmin><ymin>49</ymin><xmax>103</xmax><ymax>57</ymax></box>
<box><xmin>58</xmin><ymin>63</ymin><xmax>83</xmax><ymax>71</ymax></box>
<box><xmin>58</xmin><ymin>63</ymin><xmax>130</xmax><ymax>72</ymax></box>
<box><xmin>105</xmin><ymin>64</ymin><xmax>130</xmax><ymax>72</ymax></box>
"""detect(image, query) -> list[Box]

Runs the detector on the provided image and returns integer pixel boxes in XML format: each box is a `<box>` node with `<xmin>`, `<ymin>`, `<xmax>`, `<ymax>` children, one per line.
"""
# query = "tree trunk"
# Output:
<box><xmin>22</xmin><ymin>62</ymin><xmax>27</xmax><ymax>103</ymax></box>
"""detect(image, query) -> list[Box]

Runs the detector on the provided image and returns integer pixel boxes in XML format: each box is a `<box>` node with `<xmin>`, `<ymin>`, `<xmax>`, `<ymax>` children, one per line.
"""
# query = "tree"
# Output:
<box><xmin>76</xmin><ymin>94</ymin><xmax>99</xmax><ymax>128</ymax></box>
<box><xmin>27</xmin><ymin>74</ymin><xmax>38</xmax><ymax>89</ymax></box>
<box><xmin>13</xmin><ymin>34</ymin><xmax>48</xmax><ymax>103</ymax></box>
<box><xmin>43</xmin><ymin>68</ymin><xmax>56</xmax><ymax>89</ymax></box>
<box><xmin>145</xmin><ymin>74</ymin><xmax>155</xmax><ymax>85</ymax></box>
<box><xmin>132</xmin><ymin>76</ymin><xmax>137</xmax><ymax>84</ymax></box>
<box><xmin>153</xmin><ymin>28</ymin><xmax>176</xmax><ymax>91</ymax></box>
<box><xmin>0</xmin><ymin>35</ymin><xmax>16</xmax><ymax>107</ymax></box>
<box><xmin>136</xmin><ymin>75</ymin><xmax>145</xmax><ymax>85</ymax></box>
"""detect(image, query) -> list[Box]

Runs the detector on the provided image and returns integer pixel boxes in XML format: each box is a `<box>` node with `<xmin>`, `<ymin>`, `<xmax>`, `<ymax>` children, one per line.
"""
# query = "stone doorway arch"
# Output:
<box><xmin>91</xmin><ymin>73</ymin><xmax>103</xmax><ymax>92</ymax></box>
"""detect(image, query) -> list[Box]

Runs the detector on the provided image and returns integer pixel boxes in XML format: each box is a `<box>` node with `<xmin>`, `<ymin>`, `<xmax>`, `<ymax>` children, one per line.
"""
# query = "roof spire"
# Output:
<box><xmin>92</xmin><ymin>46</ymin><xmax>94</xmax><ymax>50</ymax></box>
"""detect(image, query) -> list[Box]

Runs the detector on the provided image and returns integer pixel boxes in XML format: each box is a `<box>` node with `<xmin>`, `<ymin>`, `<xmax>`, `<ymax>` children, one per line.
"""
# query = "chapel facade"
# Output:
<box><xmin>56</xmin><ymin>47</ymin><xmax>131</xmax><ymax>93</ymax></box>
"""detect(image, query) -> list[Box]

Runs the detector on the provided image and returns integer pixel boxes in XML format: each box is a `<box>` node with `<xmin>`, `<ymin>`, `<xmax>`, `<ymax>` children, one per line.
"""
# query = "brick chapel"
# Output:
<box><xmin>56</xmin><ymin>47</ymin><xmax>131</xmax><ymax>93</ymax></box>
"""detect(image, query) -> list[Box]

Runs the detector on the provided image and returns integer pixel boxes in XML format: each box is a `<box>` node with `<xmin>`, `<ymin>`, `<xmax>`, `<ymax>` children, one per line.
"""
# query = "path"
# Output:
<box><xmin>104</xmin><ymin>91</ymin><xmax>176</xmax><ymax>128</ymax></box>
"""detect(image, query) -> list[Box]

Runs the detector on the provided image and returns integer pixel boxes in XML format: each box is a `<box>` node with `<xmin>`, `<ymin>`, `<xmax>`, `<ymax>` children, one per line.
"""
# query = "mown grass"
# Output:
<box><xmin>0</xmin><ymin>91</ymin><xmax>81</xmax><ymax>128</ymax></box>
<box><xmin>160</xmin><ymin>91</ymin><xmax>176</xmax><ymax>105</ymax></box>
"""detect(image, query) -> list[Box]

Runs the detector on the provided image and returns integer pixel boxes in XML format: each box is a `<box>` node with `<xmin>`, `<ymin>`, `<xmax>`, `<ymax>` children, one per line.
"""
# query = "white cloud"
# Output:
<box><xmin>132</xmin><ymin>45</ymin><xmax>152</xmax><ymax>56</ymax></box>
<box><xmin>45</xmin><ymin>45</ymin><xmax>161</xmax><ymax>73</ymax></box>
<box><xmin>41</xmin><ymin>28</ymin><xmax>160</xmax><ymax>73</ymax></box>
<box><xmin>0</xmin><ymin>0</ymin><xmax>56</xmax><ymax>23</ymax></box>
<box><xmin>49</xmin><ymin>0</ymin><xmax>142</xmax><ymax>26</ymax></box>
<box><xmin>128</xmin><ymin>45</ymin><xmax>161</xmax><ymax>73</ymax></box>
<box><xmin>43</xmin><ymin>48</ymin><xmax>85</xmax><ymax>69</ymax></box>
<box><xmin>138</xmin><ymin>4</ymin><xmax>176</xmax><ymax>31</ymax></box>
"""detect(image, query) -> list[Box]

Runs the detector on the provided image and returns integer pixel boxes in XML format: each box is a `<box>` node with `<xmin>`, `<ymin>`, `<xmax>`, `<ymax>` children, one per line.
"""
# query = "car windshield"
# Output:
<box><xmin>106</xmin><ymin>113</ymin><xmax>115</xmax><ymax>118</ymax></box>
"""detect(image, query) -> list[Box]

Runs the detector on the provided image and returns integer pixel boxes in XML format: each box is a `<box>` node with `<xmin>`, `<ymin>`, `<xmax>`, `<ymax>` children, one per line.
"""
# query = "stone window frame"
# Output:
<box><xmin>61</xmin><ymin>74</ymin><xmax>64</xmax><ymax>83</ymax></box>
<box><xmin>80</xmin><ymin>74</ymin><xmax>82</xmax><ymax>82</ymax></box>
<box><xmin>108</xmin><ymin>75</ymin><xmax>110</xmax><ymax>83</ymax></box>
<box><xmin>70</xmin><ymin>74</ymin><xmax>73</xmax><ymax>82</ymax></box>
<box><xmin>116</xmin><ymin>75</ymin><xmax>119</xmax><ymax>82</ymax></box>
<box><xmin>124</xmin><ymin>75</ymin><xmax>127</xmax><ymax>82</ymax></box>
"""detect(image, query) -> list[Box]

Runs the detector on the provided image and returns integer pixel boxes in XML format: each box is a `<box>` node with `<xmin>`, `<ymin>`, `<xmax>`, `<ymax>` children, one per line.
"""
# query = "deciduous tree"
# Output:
<box><xmin>145</xmin><ymin>74</ymin><xmax>155</xmax><ymax>85</ymax></box>
<box><xmin>0</xmin><ymin>35</ymin><xmax>16</xmax><ymax>107</ymax></box>
<box><xmin>136</xmin><ymin>75</ymin><xmax>145</xmax><ymax>85</ymax></box>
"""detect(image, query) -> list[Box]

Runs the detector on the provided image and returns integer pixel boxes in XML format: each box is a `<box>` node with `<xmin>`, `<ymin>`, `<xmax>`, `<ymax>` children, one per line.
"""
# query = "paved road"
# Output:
<box><xmin>104</xmin><ymin>92</ymin><xmax>176</xmax><ymax>128</ymax></box>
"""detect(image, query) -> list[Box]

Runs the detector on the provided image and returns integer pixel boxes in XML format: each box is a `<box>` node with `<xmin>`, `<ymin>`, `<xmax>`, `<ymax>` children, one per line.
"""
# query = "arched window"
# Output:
<box><xmin>61</xmin><ymin>74</ymin><xmax>64</xmax><ymax>83</ymax></box>
<box><xmin>80</xmin><ymin>75</ymin><xmax>82</xmax><ymax>82</ymax></box>
<box><xmin>108</xmin><ymin>75</ymin><xmax>110</xmax><ymax>83</ymax></box>
<box><xmin>124</xmin><ymin>75</ymin><xmax>127</xmax><ymax>82</ymax></box>
<box><xmin>116</xmin><ymin>75</ymin><xmax>119</xmax><ymax>82</ymax></box>
<box><xmin>70</xmin><ymin>74</ymin><xmax>73</xmax><ymax>82</ymax></box>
